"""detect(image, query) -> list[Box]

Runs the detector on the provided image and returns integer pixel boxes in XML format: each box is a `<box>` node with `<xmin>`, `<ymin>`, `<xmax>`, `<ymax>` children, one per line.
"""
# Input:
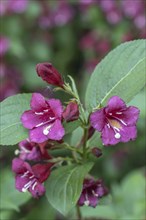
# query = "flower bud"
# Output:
<box><xmin>36</xmin><ymin>62</ymin><xmax>64</xmax><ymax>88</ymax></box>
<box><xmin>92</xmin><ymin>147</ymin><xmax>102</xmax><ymax>158</ymax></box>
<box><xmin>63</xmin><ymin>102</ymin><xmax>79</xmax><ymax>122</ymax></box>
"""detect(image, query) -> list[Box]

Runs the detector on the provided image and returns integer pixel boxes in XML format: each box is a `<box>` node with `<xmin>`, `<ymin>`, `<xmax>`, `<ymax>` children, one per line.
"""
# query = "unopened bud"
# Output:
<box><xmin>63</xmin><ymin>102</ymin><xmax>79</xmax><ymax>122</ymax></box>
<box><xmin>92</xmin><ymin>147</ymin><xmax>102</xmax><ymax>158</ymax></box>
<box><xmin>36</xmin><ymin>62</ymin><xmax>64</xmax><ymax>88</ymax></box>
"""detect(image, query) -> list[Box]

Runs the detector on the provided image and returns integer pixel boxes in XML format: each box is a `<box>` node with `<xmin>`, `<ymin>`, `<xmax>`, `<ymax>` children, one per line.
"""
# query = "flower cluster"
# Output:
<box><xmin>12</xmin><ymin>62</ymin><xmax>140</xmax><ymax>208</ymax></box>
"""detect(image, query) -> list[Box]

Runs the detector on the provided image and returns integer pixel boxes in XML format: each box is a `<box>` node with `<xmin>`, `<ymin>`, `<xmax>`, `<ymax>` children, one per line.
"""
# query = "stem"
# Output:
<box><xmin>76</xmin><ymin>205</ymin><xmax>82</xmax><ymax>220</ymax></box>
<box><xmin>82</xmin><ymin>127</ymin><xmax>88</xmax><ymax>161</ymax></box>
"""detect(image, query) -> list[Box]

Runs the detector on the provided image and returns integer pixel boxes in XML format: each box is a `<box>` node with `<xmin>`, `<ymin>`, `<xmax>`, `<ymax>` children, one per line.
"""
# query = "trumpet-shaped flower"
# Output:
<box><xmin>90</xmin><ymin>96</ymin><xmax>140</xmax><ymax>146</ymax></box>
<box><xmin>21</xmin><ymin>93</ymin><xmax>65</xmax><ymax>143</ymax></box>
<box><xmin>12</xmin><ymin>158</ymin><xmax>53</xmax><ymax>198</ymax></box>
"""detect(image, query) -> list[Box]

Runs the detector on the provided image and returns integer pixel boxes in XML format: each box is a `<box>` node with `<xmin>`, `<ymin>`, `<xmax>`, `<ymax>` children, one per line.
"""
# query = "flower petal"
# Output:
<box><xmin>21</xmin><ymin>110</ymin><xmax>45</xmax><ymax>129</ymax></box>
<box><xmin>88</xmin><ymin>192</ymin><xmax>98</xmax><ymax>207</ymax></box>
<box><xmin>15</xmin><ymin>176</ymin><xmax>29</xmax><ymax>192</ymax></box>
<box><xmin>90</xmin><ymin>108</ymin><xmax>106</xmax><ymax>132</ymax></box>
<box><xmin>12</xmin><ymin>158</ymin><xmax>31</xmax><ymax>174</ymax></box>
<box><xmin>32</xmin><ymin>163</ymin><xmax>53</xmax><ymax>182</ymax></box>
<box><xmin>120</xmin><ymin>126</ymin><xmax>137</xmax><ymax>142</ymax></box>
<box><xmin>47</xmin><ymin>99</ymin><xmax>63</xmax><ymax>119</ymax></box>
<box><xmin>29</xmin><ymin>181</ymin><xmax>45</xmax><ymax>198</ymax></box>
<box><xmin>101</xmin><ymin>126</ymin><xmax>120</xmax><ymax>145</ymax></box>
<box><xmin>48</xmin><ymin>119</ymin><xmax>65</xmax><ymax>140</ymax></box>
<box><xmin>121</xmin><ymin>106</ymin><xmax>140</xmax><ymax>125</ymax></box>
<box><xmin>78</xmin><ymin>193</ymin><xmax>86</xmax><ymax>206</ymax></box>
<box><xmin>29</xmin><ymin>126</ymin><xmax>49</xmax><ymax>143</ymax></box>
<box><xmin>106</xmin><ymin>96</ymin><xmax>126</xmax><ymax>113</ymax></box>
<box><xmin>30</xmin><ymin>93</ymin><xmax>48</xmax><ymax>112</ymax></box>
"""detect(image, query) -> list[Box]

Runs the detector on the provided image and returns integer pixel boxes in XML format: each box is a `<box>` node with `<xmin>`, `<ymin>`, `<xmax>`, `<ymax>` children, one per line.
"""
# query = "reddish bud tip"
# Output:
<box><xmin>63</xmin><ymin>102</ymin><xmax>79</xmax><ymax>122</ymax></box>
<box><xmin>92</xmin><ymin>147</ymin><xmax>102</xmax><ymax>158</ymax></box>
<box><xmin>36</xmin><ymin>62</ymin><xmax>64</xmax><ymax>88</ymax></box>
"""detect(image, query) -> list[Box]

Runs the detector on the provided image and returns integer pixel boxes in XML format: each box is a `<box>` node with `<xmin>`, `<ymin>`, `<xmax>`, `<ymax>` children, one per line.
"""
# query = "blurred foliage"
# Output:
<box><xmin>0</xmin><ymin>0</ymin><xmax>145</xmax><ymax>219</ymax></box>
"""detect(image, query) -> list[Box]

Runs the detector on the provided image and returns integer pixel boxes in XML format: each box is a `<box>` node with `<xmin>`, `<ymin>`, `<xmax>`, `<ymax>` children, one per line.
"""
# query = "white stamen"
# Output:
<box><xmin>21</xmin><ymin>171</ymin><xmax>29</xmax><ymax>178</ymax></box>
<box><xmin>44</xmin><ymin>109</ymin><xmax>49</xmax><ymax>113</ymax></box>
<box><xmin>49</xmin><ymin>117</ymin><xmax>55</xmax><ymax>120</ymax></box>
<box><xmin>107</xmin><ymin>123</ymin><xmax>110</xmax><ymax>128</ymax></box>
<box><xmin>113</xmin><ymin>126</ymin><xmax>120</xmax><ymax>132</ymax></box>
<box><xmin>109</xmin><ymin>113</ymin><xmax>112</xmax><ymax>115</ymax></box>
<box><xmin>84</xmin><ymin>200</ymin><xmax>90</xmax><ymax>206</ymax></box>
<box><xmin>116</xmin><ymin>112</ymin><xmax>122</xmax><ymax>115</ymax></box>
<box><xmin>115</xmin><ymin>133</ymin><xmax>121</xmax><ymax>139</ymax></box>
<box><xmin>119</xmin><ymin>119</ymin><xmax>127</xmax><ymax>126</ymax></box>
<box><xmin>35</xmin><ymin>117</ymin><xmax>55</xmax><ymax>128</ymax></box>
<box><xmin>112</xmin><ymin>115</ymin><xmax>127</xmax><ymax>126</ymax></box>
<box><xmin>35</xmin><ymin>112</ymin><xmax>44</xmax><ymax>115</ymax></box>
<box><xmin>92</xmin><ymin>190</ymin><xmax>99</xmax><ymax>197</ymax></box>
<box><xmin>36</xmin><ymin>122</ymin><xmax>45</xmax><ymax>128</ymax></box>
<box><xmin>22</xmin><ymin>188</ymin><xmax>27</xmax><ymax>192</ymax></box>
<box><xmin>43</xmin><ymin>124</ymin><xmax>52</xmax><ymax>135</ymax></box>
<box><xmin>29</xmin><ymin>175</ymin><xmax>35</xmax><ymax>179</ymax></box>
<box><xmin>15</xmin><ymin>149</ymin><xmax>20</xmax><ymax>155</ymax></box>
<box><xmin>32</xmin><ymin>181</ymin><xmax>37</xmax><ymax>190</ymax></box>
<box><xmin>22</xmin><ymin>180</ymin><xmax>33</xmax><ymax>192</ymax></box>
<box><xmin>21</xmin><ymin>146</ymin><xmax>31</xmax><ymax>153</ymax></box>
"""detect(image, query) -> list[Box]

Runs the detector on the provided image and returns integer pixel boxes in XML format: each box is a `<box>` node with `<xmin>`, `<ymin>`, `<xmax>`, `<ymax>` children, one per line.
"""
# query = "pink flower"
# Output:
<box><xmin>21</xmin><ymin>93</ymin><xmax>65</xmax><ymax>143</ymax></box>
<box><xmin>36</xmin><ymin>63</ymin><xmax>64</xmax><ymax>88</ymax></box>
<box><xmin>62</xmin><ymin>102</ymin><xmax>79</xmax><ymax>122</ymax></box>
<box><xmin>12</xmin><ymin>158</ymin><xmax>53</xmax><ymax>198</ymax></box>
<box><xmin>16</xmin><ymin>139</ymin><xmax>51</xmax><ymax>161</ymax></box>
<box><xmin>0</xmin><ymin>36</ymin><xmax>10</xmax><ymax>56</ymax></box>
<box><xmin>90</xmin><ymin>96</ymin><xmax>140</xmax><ymax>146</ymax></box>
<box><xmin>78</xmin><ymin>178</ymin><xmax>108</xmax><ymax>208</ymax></box>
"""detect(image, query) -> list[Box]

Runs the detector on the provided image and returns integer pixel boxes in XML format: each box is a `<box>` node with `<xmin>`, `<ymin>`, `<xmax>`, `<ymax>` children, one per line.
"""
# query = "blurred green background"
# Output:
<box><xmin>0</xmin><ymin>0</ymin><xmax>145</xmax><ymax>219</ymax></box>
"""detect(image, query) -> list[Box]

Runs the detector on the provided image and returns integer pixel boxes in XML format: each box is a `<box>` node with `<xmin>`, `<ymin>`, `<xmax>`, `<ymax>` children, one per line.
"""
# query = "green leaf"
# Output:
<box><xmin>71</xmin><ymin>127</ymin><xmax>83</xmax><ymax>146</ymax></box>
<box><xmin>63</xmin><ymin>120</ymin><xmax>81</xmax><ymax>135</ymax></box>
<box><xmin>85</xmin><ymin>40</ymin><xmax>146</xmax><ymax>111</ymax></box>
<box><xmin>0</xmin><ymin>94</ymin><xmax>32</xmax><ymax>145</ymax></box>
<box><xmin>87</xmin><ymin>131</ymin><xmax>101</xmax><ymax>148</ymax></box>
<box><xmin>45</xmin><ymin>163</ymin><xmax>93</xmax><ymax>216</ymax></box>
<box><xmin>81</xmin><ymin>205</ymin><xmax>116</xmax><ymax>219</ymax></box>
<box><xmin>0</xmin><ymin>169</ymin><xmax>31</xmax><ymax>211</ymax></box>
<box><xmin>111</xmin><ymin>169</ymin><xmax>146</xmax><ymax>219</ymax></box>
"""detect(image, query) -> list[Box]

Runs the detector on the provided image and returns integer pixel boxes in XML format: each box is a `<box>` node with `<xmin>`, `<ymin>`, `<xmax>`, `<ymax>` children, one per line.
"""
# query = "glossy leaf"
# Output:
<box><xmin>0</xmin><ymin>94</ymin><xmax>31</xmax><ymax>145</ymax></box>
<box><xmin>45</xmin><ymin>163</ymin><xmax>93</xmax><ymax>215</ymax></box>
<box><xmin>85</xmin><ymin>40</ymin><xmax>146</xmax><ymax>111</ymax></box>
<box><xmin>63</xmin><ymin>120</ymin><xmax>81</xmax><ymax>135</ymax></box>
<box><xmin>0</xmin><ymin>170</ymin><xmax>30</xmax><ymax>211</ymax></box>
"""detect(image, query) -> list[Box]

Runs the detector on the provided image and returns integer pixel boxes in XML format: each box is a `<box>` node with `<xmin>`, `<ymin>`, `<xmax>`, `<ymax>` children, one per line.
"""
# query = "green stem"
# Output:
<box><xmin>76</xmin><ymin>205</ymin><xmax>82</xmax><ymax>220</ymax></box>
<box><xmin>46</xmin><ymin>157</ymin><xmax>73</xmax><ymax>163</ymax></box>
<box><xmin>82</xmin><ymin>127</ymin><xmax>88</xmax><ymax>162</ymax></box>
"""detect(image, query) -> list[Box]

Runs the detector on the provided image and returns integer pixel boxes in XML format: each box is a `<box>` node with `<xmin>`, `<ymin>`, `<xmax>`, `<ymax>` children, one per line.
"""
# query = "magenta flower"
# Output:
<box><xmin>21</xmin><ymin>93</ymin><xmax>65</xmax><ymax>143</ymax></box>
<box><xmin>12</xmin><ymin>158</ymin><xmax>53</xmax><ymax>198</ymax></box>
<box><xmin>90</xmin><ymin>96</ymin><xmax>140</xmax><ymax>146</ymax></box>
<box><xmin>36</xmin><ymin>63</ymin><xmax>64</xmax><ymax>88</ymax></box>
<box><xmin>8</xmin><ymin>0</ymin><xmax>28</xmax><ymax>14</ymax></box>
<box><xmin>16</xmin><ymin>139</ymin><xmax>51</xmax><ymax>161</ymax></box>
<box><xmin>0</xmin><ymin>36</ymin><xmax>10</xmax><ymax>56</ymax></box>
<box><xmin>78</xmin><ymin>178</ymin><xmax>108</xmax><ymax>208</ymax></box>
<box><xmin>62</xmin><ymin>102</ymin><xmax>79</xmax><ymax>122</ymax></box>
